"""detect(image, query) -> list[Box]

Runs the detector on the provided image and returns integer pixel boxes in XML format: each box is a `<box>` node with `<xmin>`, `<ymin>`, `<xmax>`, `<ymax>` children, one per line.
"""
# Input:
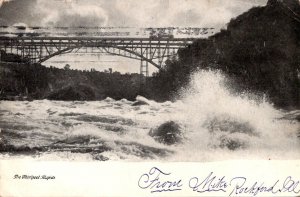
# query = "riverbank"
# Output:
<box><xmin>0</xmin><ymin>61</ymin><xmax>155</xmax><ymax>101</ymax></box>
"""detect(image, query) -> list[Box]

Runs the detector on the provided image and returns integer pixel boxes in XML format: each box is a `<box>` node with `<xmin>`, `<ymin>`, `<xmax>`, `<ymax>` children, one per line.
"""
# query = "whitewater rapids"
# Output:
<box><xmin>0</xmin><ymin>71</ymin><xmax>299</xmax><ymax>161</ymax></box>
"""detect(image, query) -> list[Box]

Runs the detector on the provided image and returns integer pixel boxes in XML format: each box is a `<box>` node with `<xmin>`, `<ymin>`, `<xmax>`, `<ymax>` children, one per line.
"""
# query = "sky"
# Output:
<box><xmin>0</xmin><ymin>0</ymin><xmax>268</xmax><ymax>74</ymax></box>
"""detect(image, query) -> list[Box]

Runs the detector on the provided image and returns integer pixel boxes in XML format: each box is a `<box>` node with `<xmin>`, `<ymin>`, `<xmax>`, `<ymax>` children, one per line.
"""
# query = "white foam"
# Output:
<box><xmin>0</xmin><ymin>70</ymin><xmax>299</xmax><ymax>161</ymax></box>
<box><xmin>166</xmin><ymin>70</ymin><xmax>300</xmax><ymax>161</ymax></box>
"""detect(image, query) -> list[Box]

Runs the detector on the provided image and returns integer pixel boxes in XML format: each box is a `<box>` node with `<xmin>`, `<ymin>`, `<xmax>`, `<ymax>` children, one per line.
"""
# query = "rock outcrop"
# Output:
<box><xmin>149</xmin><ymin>121</ymin><xmax>183</xmax><ymax>145</ymax></box>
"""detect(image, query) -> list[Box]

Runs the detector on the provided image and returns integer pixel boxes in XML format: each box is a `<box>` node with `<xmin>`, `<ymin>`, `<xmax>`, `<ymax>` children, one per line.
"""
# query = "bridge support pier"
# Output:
<box><xmin>140</xmin><ymin>59</ymin><xmax>149</xmax><ymax>77</ymax></box>
<box><xmin>140</xmin><ymin>47</ymin><xmax>149</xmax><ymax>77</ymax></box>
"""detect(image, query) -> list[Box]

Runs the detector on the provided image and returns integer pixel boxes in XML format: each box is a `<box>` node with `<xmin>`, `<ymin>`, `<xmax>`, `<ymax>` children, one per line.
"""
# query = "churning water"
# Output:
<box><xmin>0</xmin><ymin>70</ymin><xmax>299</xmax><ymax>161</ymax></box>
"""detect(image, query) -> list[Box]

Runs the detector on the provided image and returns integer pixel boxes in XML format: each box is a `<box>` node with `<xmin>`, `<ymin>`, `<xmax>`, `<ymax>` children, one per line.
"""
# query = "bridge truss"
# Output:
<box><xmin>0</xmin><ymin>36</ymin><xmax>195</xmax><ymax>76</ymax></box>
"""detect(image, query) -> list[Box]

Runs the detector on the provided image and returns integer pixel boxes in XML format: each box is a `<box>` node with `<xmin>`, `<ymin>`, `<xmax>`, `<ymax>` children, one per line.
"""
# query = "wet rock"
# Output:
<box><xmin>149</xmin><ymin>121</ymin><xmax>183</xmax><ymax>145</ymax></box>
<box><xmin>93</xmin><ymin>154</ymin><xmax>109</xmax><ymax>161</ymax></box>
<box><xmin>132</xmin><ymin>96</ymin><xmax>150</xmax><ymax>106</ymax></box>
<box><xmin>219</xmin><ymin>136</ymin><xmax>246</xmax><ymax>150</ymax></box>
<box><xmin>132</xmin><ymin>100</ymin><xmax>149</xmax><ymax>106</ymax></box>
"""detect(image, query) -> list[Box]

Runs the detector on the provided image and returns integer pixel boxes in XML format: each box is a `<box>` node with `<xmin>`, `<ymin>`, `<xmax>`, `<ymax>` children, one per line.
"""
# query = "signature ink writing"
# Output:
<box><xmin>229</xmin><ymin>176</ymin><xmax>300</xmax><ymax>196</ymax></box>
<box><xmin>189</xmin><ymin>172</ymin><xmax>228</xmax><ymax>193</ymax></box>
<box><xmin>138</xmin><ymin>167</ymin><xmax>183</xmax><ymax>193</ymax></box>
<box><xmin>138</xmin><ymin>168</ymin><xmax>300</xmax><ymax>196</ymax></box>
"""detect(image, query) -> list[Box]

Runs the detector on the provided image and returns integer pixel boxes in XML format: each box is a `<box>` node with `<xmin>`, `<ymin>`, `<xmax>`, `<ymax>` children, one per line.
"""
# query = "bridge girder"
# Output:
<box><xmin>0</xmin><ymin>36</ymin><xmax>195</xmax><ymax>76</ymax></box>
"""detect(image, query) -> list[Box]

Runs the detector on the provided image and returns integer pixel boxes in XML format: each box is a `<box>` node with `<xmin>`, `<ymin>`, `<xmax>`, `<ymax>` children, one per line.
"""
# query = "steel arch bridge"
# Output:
<box><xmin>0</xmin><ymin>36</ymin><xmax>195</xmax><ymax>76</ymax></box>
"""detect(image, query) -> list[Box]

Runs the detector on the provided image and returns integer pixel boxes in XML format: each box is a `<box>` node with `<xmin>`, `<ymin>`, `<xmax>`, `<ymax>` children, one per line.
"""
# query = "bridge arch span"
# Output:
<box><xmin>0</xmin><ymin>36</ymin><xmax>195</xmax><ymax>76</ymax></box>
<box><xmin>38</xmin><ymin>45</ymin><xmax>162</xmax><ymax>70</ymax></box>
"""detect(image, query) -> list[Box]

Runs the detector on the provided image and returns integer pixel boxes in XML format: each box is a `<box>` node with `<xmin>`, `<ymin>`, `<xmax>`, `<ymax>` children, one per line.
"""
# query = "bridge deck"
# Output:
<box><xmin>0</xmin><ymin>36</ymin><xmax>197</xmax><ymax>41</ymax></box>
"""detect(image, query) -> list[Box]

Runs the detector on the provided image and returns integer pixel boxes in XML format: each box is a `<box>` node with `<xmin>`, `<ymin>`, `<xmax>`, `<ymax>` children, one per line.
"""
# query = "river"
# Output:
<box><xmin>0</xmin><ymin>70</ymin><xmax>299</xmax><ymax>161</ymax></box>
